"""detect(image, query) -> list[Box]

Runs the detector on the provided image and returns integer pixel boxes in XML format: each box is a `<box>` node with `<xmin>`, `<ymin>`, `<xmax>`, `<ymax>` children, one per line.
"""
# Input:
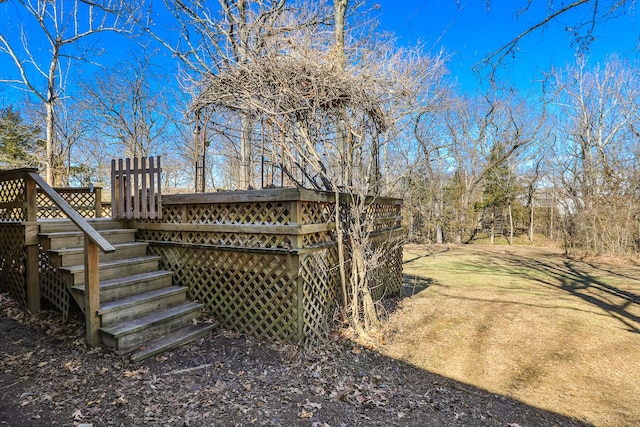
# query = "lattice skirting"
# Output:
<box><xmin>300</xmin><ymin>246</ymin><xmax>341</xmax><ymax>347</ymax></box>
<box><xmin>0</xmin><ymin>177</ymin><xmax>26</xmax><ymax>222</ymax></box>
<box><xmin>39</xmin><ymin>244</ymin><xmax>71</xmax><ymax>321</ymax></box>
<box><xmin>148</xmin><ymin>244</ymin><xmax>303</xmax><ymax>343</ymax></box>
<box><xmin>0</xmin><ymin>224</ymin><xmax>27</xmax><ymax>308</ymax></box>
<box><xmin>147</xmin><ymin>242</ymin><xmax>349</xmax><ymax>346</ymax></box>
<box><xmin>137</xmin><ymin>228</ymin><xmax>294</xmax><ymax>250</ymax></box>
<box><xmin>368</xmin><ymin>237</ymin><xmax>404</xmax><ymax>302</ymax></box>
<box><xmin>160</xmin><ymin>201</ymin><xmax>293</xmax><ymax>225</ymax></box>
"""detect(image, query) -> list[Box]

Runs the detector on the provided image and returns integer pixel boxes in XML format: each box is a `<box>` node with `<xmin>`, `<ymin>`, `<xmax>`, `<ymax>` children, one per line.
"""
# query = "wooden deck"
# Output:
<box><xmin>1</xmin><ymin>166</ymin><xmax>403</xmax><ymax>355</ymax></box>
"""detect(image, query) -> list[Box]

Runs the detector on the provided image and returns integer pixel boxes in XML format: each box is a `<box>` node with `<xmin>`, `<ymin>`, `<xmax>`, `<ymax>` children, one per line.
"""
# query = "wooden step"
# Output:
<box><xmin>130</xmin><ymin>323</ymin><xmax>216</xmax><ymax>362</ymax></box>
<box><xmin>99</xmin><ymin>286</ymin><xmax>188</xmax><ymax>326</ymax></box>
<box><xmin>69</xmin><ymin>270</ymin><xmax>174</xmax><ymax>312</ymax></box>
<box><xmin>38</xmin><ymin>218</ymin><xmax>125</xmax><ymax>233</ymax></box>
<box><xmin>94</xmin><ymin>270</ymin><xmax>174</xmax><ymax>303</ymax></box>
<box><xmin>40</xmin><ymin>228</ymin><xmax>136</xmax><ymax>250</ymax></box>
<box><xmin>100</xmin><ymin>302</ymin><xmax>203</xmax><ymax>352</ymax></box>
<box><xmin>62</xmin><ymin>256</ymin><xmax>160</xmax><ymax>286</ymax></box>
<box><xmin>48</xmin><ymin>241</ymin><xmax>148</xmax><ymax>267</ymax></box>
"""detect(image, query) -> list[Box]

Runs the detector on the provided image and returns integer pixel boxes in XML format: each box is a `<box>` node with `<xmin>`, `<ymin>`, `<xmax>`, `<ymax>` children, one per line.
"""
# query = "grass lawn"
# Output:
<box><xmin>375</xmin><ymin>244</ymin><xmax>640</xmax><ymax>427</ymax></box>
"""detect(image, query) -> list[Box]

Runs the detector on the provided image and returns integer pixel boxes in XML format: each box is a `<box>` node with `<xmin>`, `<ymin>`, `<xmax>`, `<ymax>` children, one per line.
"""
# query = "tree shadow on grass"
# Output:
<box><xmin>403</xmin><ymin>246</ymin><xmax>451</xmax><ymax>266</ymax></box>
<box><xmin>466</xmin><ymin>250</ymin><xmax>640</xmax><ymax>334</ymax></box>
<box><xmin>401</xmin><ymin>274</ymin><xmax>434</xmax><ymax>297</ymax></box>
<box><xmin>513</xmin><ymin>256</ymin><xmax>639</xmax><ymax>334</ymax></box>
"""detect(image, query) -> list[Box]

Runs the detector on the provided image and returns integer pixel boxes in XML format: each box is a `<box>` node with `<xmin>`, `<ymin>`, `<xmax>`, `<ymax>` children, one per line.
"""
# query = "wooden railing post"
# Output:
<box><xmin>84</xmin><ymin>236</ymin><xmax>101</xmax><ymax>346</ymax></box>
<box><xmin>24</xmin><ymin>175</ymin><xmax>40</xmax><ymax>313</ymax></box>
<box><xmin>27</xmin><ymin>172</ymin><xmax>115</xmax><ymax>347</ymax></box>
<box><xmin>94</xmin><ymin>187</ymin><xmax>102</xmax><ymax>218</ymax></box>
<box><xmin>156</xmin><ymin>156</ymin><xmax>162</xmax><ymax>219</ymax></box>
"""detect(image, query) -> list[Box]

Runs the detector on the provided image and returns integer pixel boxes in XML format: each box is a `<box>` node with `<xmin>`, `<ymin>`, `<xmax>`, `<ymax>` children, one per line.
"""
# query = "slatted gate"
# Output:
<box><xmin>111</xmin><ymin>156</ymin><xmax>162</xmax><ymax>220</ymax></box>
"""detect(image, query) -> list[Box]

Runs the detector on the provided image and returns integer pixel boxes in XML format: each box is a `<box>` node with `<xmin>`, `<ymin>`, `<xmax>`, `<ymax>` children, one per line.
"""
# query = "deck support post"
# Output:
<box><xmin>24</xmin><ymin>176</ymin><xmax>40</xmax><ymax>313</ymax></box>
<box><xmin>84</xmin><ymin>236</ymin><xmax>101</xmax><ymax>346</ymax></box>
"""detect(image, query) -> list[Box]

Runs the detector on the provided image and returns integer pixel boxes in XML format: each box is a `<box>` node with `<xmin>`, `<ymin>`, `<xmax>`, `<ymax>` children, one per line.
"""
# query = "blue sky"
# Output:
<box><xmin>373</xmin><ymin>0</ymin><xmax>639</xmax><ymax>90</ymax></box>
<box><xmin>1</xmin><ymin>0</ymin><xmax>639</xmax><ymax>102</ymax></box>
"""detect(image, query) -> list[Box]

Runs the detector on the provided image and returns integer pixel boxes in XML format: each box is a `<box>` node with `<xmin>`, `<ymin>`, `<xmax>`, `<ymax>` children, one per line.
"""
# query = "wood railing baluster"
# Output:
<box><xmin>111</xmin><ymin>156</ymin><xmax>161</xmax><ymax>220</ymax></box>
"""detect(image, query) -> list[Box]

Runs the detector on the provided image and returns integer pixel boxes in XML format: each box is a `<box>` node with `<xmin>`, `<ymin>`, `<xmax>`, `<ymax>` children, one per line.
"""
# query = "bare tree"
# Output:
<box><xmin>188</xmin><ymin>0</ymin><xmax>446</xmax><ymax>333</ymax></box>
<box><xmin>551</xmin><ymin>55</ymin><xmax>640</xmax><ymax>257</ymax></box>
<box><xmin>478</xmin><ymin>0</ymin><xmax>635</xmax><ymax>75</ymax></box>
<box><xmin>438</xmin><ymin>88</ymin><xmax>547</xmax><ymax>244</ymax></box>
<box><xmin>81</xmin><ymin>51</ymin><xmax>170</xmax><ymax>158</ymax></box>
<box><xmin>0</xmin><ymin>0</ymin><xmax>138</xmax><ymax>184</ymax></box>
<box><xmin>133</xmin><ymin>0</ymin><xmax>332</xmax><ymax>190</ymax></box>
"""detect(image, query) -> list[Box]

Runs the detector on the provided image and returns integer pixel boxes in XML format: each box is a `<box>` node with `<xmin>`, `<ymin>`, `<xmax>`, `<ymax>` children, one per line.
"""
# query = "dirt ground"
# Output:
<box><xmin>0</xmin><ymin>289</ymin><xmax>587</xmax><ymax>426</ymax></box>
<box><xmin>376</xmin><ymin>244</ymin><xmax>640</xmax><ymax>427</ymax></box>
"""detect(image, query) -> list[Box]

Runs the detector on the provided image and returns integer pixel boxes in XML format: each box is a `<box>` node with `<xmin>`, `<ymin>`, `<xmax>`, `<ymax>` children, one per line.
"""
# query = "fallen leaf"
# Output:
<box><xmin>124</xmin><ymin>367</ymin><xmax>149</xmax><ymax>378</ymax></box>
<box><xmin>113</xmin><ymin>395</ymin><xmax>128</xmax><ymax>406</ymax></box>
<box><xmin>299</xmin><ymin>410</ymin><xmax>313</xmax><ymax>418</ymax></box>
<box><xmin>72</xmin><ymin>409</ymin><xmax>84</xmax><ymax>420</ymax></box>
<box><xmin>304</xmin><ymin>400</ymin><xmax>323</xmax><ymax>410</ymax></box>
<box><xmin>63</xmin><ymin>359</ymin><xmax>81</xmax><ymax>372</ymax></box>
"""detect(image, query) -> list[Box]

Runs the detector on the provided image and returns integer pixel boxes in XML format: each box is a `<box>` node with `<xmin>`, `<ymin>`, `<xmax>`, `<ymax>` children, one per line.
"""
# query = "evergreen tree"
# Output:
<box><xmin>479</xmin><ymin>143</ymin><xmax>520</xmax><ymax>243</ymax></box>
<box><xmin>0</xmin><ymin>106</ymin><xmax>40</xmax><ymax>168</ymax></box>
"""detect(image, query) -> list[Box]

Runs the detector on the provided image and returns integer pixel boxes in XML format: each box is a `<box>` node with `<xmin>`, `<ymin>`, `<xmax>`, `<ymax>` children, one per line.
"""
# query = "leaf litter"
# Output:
<box><xmin>0</xmin><ymin>293</ymin><xmax>588</xmax><ymax>426</ymax></box>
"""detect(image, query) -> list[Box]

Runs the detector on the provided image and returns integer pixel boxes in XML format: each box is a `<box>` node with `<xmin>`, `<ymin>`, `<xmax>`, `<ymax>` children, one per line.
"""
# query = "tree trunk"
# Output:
<box><xmin>351</xmin><ymin>237</ymin><xmax>379</xmax><ymax>331</ymax></box>
<box><xmin>490</xmin><ymin>210</ymin><xmax>495</xmax><ymax>245</ymax></box>
<box><xmin>335</xmin><ymin>190</ymin><xmax>348</xmax><ymax>309</ymax></box>
<box><xmin>529</xmin><ymin>195</ymin><xmax>534</xmax><ymax>243</ymax></box>
<box><xmin>508</xmin><ymin>202</ymin><xmax>514</xmax><ymax>245</ymax></box>
<box><xmin>45</xmin><ymin>99</ymin><xmax>55</xmax><ymax>185</ymax></box>
<box><xmin>333</xmin><ymin>0</ymin><xmax>349</xmax><ymax>187</ymax></box>
<box><xmin>550</xmin><ymin>191</ymin><xmax>555</xmax><ymax>241</ymax></box>
<box><xmin>334</xmin><ymin>0</ymin><xmax>347</xmax><ymax>70</ymax></box>
<box><xmin>240</xmin><ymin>114</ymin><xmax>252</xmax><ymax>189</ymax></box>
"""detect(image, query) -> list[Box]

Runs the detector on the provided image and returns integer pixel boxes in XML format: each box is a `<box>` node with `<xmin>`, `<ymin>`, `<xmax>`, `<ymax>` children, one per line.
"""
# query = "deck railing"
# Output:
<box><xmin>111</xmin><ymin>156</ymin><xmax>162</xmax><ymax>220</ymax></box>
<box><xmin>133</xmin><ymin>188</ymin><xmax>404</xmax><ymax>346</ymax></box>
<box><xmin>37</xmin><ymin>186</ymin><xmax>103</xmax><ymax>219</ymax></box>
<box><xmin>0</xmin><ymin>168</ymin><xmax>114</xmax><ymax>345</ymax></box>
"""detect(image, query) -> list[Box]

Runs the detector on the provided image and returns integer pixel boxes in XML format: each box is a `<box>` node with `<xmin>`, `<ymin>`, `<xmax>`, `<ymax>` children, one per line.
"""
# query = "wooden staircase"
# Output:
<box><xmin>38</xmin><ymin>218</ymin><xmax>214</xmax><ymax>361</ymax></box>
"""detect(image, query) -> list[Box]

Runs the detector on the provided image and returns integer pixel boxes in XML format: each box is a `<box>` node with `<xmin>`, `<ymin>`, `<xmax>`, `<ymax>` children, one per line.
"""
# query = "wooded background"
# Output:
<box><xmin>1</xmin><ymin>0</ymin><xmax>638</xmax><ymax>259</ymax></box>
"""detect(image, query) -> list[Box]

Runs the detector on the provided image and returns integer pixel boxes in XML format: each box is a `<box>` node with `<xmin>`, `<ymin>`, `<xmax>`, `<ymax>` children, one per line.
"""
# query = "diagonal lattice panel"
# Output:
<box><xmin>0</xmin><ymin>178</ymin><xmax>26</xmax><ymax>222</ymax></box>
<box><xmin>38</xmin><ymin>243</ymin><xmax>71</xmax><ymax>321</ymax></box>
<box><xmin>183</xmin><ymin>201</ymin><xmax>291</xmax><ymax>225</ymax></box>
<box><xmin>300</xmin><ymin>246</ymin><xmax>341</xmax><ymax>347</ymax></box>
<box><xmin>37</xmin><ymin>189</ymin><xmax>98</xmax><ymax>218</ymax></box>
<box><xmin>148</xmin><ymin>245</ymin><xmax>299</xmax><ymax>343</ymax></box>
<box><xmin>0</xmin><ymin>224</ymin><xmax>27</xmax><ymax>307</ymax></box>
<box><xmin>137</xmin><ymin>228</ymin><xmax>292</xmax><ymax>249</ymax></box>
<box><xmin>300</xmin><ymin>201</ymin><xmax>333</xmax><ymax>225</ymax></box>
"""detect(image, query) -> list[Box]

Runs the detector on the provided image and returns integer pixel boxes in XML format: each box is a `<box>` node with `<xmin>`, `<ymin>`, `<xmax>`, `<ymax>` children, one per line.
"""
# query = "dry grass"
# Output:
<box><xmin>375</xmin><ymin>244</ymin><xmax>640</xmax><ymax>427</ymax></box>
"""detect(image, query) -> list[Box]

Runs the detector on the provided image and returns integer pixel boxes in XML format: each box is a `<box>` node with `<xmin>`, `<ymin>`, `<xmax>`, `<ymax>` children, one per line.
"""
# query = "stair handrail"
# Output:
<box><xmin>29</xmin><ymin>173</ymin><xmax>115</xmax><ymax>253</ymax></box>
<box><xmin>28</xmin><ymin>172</ymin><xmax>115</xmax><ymax>346</ymax></box>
